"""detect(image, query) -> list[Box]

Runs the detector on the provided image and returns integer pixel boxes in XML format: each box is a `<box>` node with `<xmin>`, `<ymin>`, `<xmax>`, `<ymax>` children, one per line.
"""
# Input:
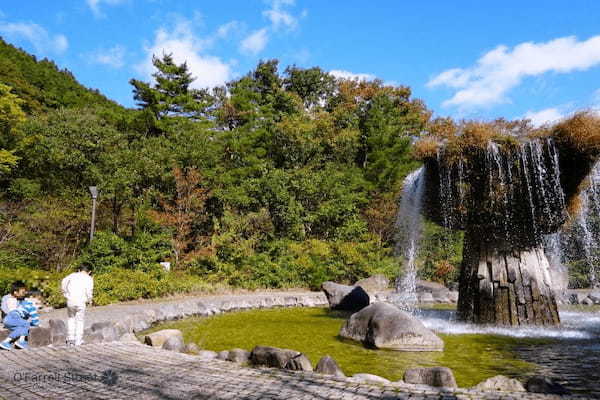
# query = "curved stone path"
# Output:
<box><xmin>0</xmin><ymin>342</ymin><xmax>586</xmax><ymax>400</ymax></box>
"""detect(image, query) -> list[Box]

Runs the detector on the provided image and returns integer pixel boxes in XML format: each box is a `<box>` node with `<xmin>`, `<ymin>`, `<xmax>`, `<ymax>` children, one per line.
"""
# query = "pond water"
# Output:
<box><xmin>143</xmin><ymin>307</ymin><xmax>600</xmax><ymax>395</ymax></box>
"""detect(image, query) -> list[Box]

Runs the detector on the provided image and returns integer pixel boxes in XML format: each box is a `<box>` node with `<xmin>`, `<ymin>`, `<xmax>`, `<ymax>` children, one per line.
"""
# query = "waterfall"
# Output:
<box><xmin>394</xmin><ymin>167</ymin><xmax>425</xmax><ymax>312</ymax></box>
<box><xmin>575</xmin><ymin>162</ymin><xmax>600</xmax><ymax>288</ymax></box>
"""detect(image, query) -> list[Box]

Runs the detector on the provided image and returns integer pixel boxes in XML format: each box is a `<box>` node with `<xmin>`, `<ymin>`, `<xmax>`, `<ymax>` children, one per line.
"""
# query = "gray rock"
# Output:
<box><xmin>431</xmin><ymin>290</ymin><xmax>449</xmax><ymax>303</ymax></box>
<box><xmin>339</xmin><ymin>302</ymin><xmax>444</xmax><ymax>351</ymax></box>
<box><xmin>162</xmin><ymin>335</ymin><xmax>185</xmax><ymax>352</ymax></box>
<box><xmin>581</xmin><ymin>296</ymin><xmax>594</xmax><ymax>306</ymax></box>
<box><xmin>250</xmin><ymin>346</ymin><xmax>303</xmax><ymax>369</ymax></box>
<box><xmin>227</xmin><ymin>348</ymin><xmax>251</xmax><ymax>363</ymax></box>
<box><xmin>315</xmin><ymin>356</ymin><xmax>345</xmax><ymax>377</ymax></box>
<box><xmin>29</xmin><ymin>326</ymin><xmax>51</xmax><ymax>347</ymax></box>
<box><xmin>355</xmin><ymin>275</ymin><xmax>389</xmax><ymax>293</ymax></box>
<box><xmin>588</xmin><ymin>291</ymin><xmax>600</xmax><ymax>304</ymax></box>
<box><xmin>49</xmin><ymin>319</ymin><xmax>67</xmax><ymax>345</ymax></box>
<box><xmin>143</xmin><ymin>329</ymin><xmax>183</xmax><ymax>347</ymax></box>
<box><xmin>91</xmin><ymin>322</ymin><xmax>119</xmax><ymax>342</ymax></box>
<box><xmin>217</xmin><ymin>350</ymin><xmax>230</xmax><ymax>360</ymax></box>
<box><xmin>350</xmin><ymin>373</ymin><xmax>390</xmax><ymax>385</ymax></box>
<box><xmin>417</xmin><ymin>292</ymin><xmax>434</xmax><ymax>303</ymax></box>
<box><xmin>321</xmin><ymin>282</ymin><xmax>370</xmax><ymax>312</ymax></box>
<box><xmin>83</xmin><ymin>331</ymin><xmax>104</xmax><ymax>344</ymax></box>
<box><xmin>197</xmin><ymin>350</ymin><xmax>218</xmax><ymax>360</ymax></box>
<box><xmin>404</xmin><ymin>367</ymin><xmax>457</xmax><ymax>388</ymax></box>
<box><xmin>284</xmin><ymin>353</ymin><xmax>313</xmax><ymax>371</ymax></box>
<box><xmin>525</xmin><ymin>376</ymin><xmax>570</xmax><ymax>395</ymax></box>
<box><xmin>183</xmin><ymin>343</ymin><xmax>200</xmax><ymax>354</ymax></box>
<box><xmin>416</xmin><ymin>280</ymin><xmax>447</xmax><ymax>293</ymax></box>
<box><xmin>448</xmin><ymin>291</ymin><xmax>459</xmax><ymax>303</ymax></box>
<box><xmin>119</xmin><ymin>333</ymin><xmax>139</xmax><ymax>343</ymax></box>
<box><xmin>473</xmin><ymin>375</ymin><xmax>526</xmax><ymax>392</ymax></box>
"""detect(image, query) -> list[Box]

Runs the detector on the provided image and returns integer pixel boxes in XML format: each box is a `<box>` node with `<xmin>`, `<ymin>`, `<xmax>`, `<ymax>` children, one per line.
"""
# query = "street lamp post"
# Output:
<box><xmin>89</xmin><ymin>186</ymin><xmax>99</xmax><ymax>242</ymax></box>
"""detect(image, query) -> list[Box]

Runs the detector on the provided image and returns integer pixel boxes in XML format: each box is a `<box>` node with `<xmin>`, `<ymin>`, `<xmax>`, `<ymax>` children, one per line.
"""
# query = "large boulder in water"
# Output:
<box><xmin>321</xmin><ymin>282</ymin><xmax>370</xmax><ymax>311</ymax></box>
<box><xmin>339</xmin><ymin>302</ymin><xmax>444</xmax><ymax>351</ymax></box>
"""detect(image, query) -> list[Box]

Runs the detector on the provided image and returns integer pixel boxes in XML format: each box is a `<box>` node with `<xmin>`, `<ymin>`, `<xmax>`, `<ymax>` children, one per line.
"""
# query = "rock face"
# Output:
<box><xmin>458</xmin><ymin>241</ymin><xmax>560</xmax><ymax>326</ymax></box>
<box><xmin>473</xmin><ymin>375</ymin><xmax>526</xmax><ymax>392</ymax></box>
<box><xmin>355</xmin><ymin>275</ymin><xmax>389</xmax><ymax>294</ymax></box>
<box><xmin>250</xmin><ymin>346</ymin><xmax>312</xmax><ymax>371</ymax></box>
<box><xmin>144</xmin><ymin>329</ymin><xmax>183</xmax><ymax>348</ymax></box>
<box><xmin>321</xmin><ymin>282</ymin><xmax>369</xmax><ymax>311</ymax></box>
<box><xmin>162</xmin><ymin>335</ymin><xmax>185</xmax><ymax>352</ymax></box>
<box><xmin>339</xmin><ymin>303</ymin><xmax>444</xmax><ymax>351</ymax></box>
<box><xmin>525</xmin><ymin>376</ymin><xmax>570</xmax><ymax>395</ymax></box>
<box><xmin>315</xmin><ymin>356</ymin><xmax>345</xmax><ymax>377</ymax></box>
<box><xmin>403</xmin><ymin>367</ymin><xmax>457</xmax><ymax>388</ymax></box>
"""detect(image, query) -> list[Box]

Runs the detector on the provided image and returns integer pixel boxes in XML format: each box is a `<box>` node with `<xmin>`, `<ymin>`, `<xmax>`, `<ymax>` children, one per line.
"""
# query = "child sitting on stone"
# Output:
<box><xmin>0</xmin><ymin>281</ymin><xmax>40</xmax><ymax>350</ymax></box>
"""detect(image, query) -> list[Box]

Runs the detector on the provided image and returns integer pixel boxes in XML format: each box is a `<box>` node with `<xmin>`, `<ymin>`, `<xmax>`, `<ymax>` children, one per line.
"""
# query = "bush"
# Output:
<box><xmin>77</xmin><ymin>230</ymin><xmax>171</xmax><ymax>273</ymax></box>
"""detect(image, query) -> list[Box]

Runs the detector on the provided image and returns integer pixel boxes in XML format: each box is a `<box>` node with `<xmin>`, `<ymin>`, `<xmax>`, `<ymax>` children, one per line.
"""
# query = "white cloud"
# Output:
<box><xmin>428</xmin><ymin>35</ymin><xmax>600</xmax><ymax>110</ymax></box>
<box><xmin>136</xmin><ymin>19</ymin><xmax>233</xmax><ymax>89</ymax></box>
<box><xmin>523</xmin><ymin>107</ymin><xmax>566</xmax><ymax>127</ymax></box>
<box><xmin>262</xmin><ymin>0</ymin><xmax>300</xmax><ymax>31</ymax></box>
<box><xmin>216</xmin><ymin>21</ymin><xmax>241</xmax><ymax>39</ymax></box>
<box><xmin>86</xmin><ymin>0</ymin><xmax>126</xmax><ymax>18</ymax></box>
<box><xmin>240</xmin><ymin>28</ymin><xmax>268</xmax><ymax>55</ymax></box>
<box><xmin>0</xmin><ymin>21</ymin><xmax>68</xmax><ymax>54</ymax></box>
<box><xmin>330</xmin><ymin>69</ymin><xmax>376</xmax><ymax>81</ymax></box>
<box><xmin>89</xmin><ymin>45</ymin><xmax>126</xmax><ymax>68</ymax></box>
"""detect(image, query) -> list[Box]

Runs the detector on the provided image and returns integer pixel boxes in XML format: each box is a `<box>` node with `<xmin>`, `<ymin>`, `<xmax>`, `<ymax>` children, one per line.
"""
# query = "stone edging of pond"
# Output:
<box><xmin>12</xmin><ymin>291</ymin><xmax>329</xmax><ymax>348</ymax></box>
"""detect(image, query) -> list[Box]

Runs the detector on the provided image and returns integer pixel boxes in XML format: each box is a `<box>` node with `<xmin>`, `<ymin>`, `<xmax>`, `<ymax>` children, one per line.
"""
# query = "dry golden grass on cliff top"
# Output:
<box><xmin>550</xmin><ymin>112</ymin><xmax>600</xmax><ymax>154</ymax></box>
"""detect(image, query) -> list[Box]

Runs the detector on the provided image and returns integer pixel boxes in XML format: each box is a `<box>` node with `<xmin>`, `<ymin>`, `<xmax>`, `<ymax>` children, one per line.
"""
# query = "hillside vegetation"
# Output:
<box><xmin>0</xmin><ymin>41</ymin><xmax>463</xmax><ymax>306</ymax></box>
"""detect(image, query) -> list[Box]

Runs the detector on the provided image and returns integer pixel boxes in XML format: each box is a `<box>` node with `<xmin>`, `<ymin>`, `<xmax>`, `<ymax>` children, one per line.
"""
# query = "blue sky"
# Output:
<box><xmin>1</xmin><ymin>1</ymin><xmax>600</xmax><ymax>125</ymax></box>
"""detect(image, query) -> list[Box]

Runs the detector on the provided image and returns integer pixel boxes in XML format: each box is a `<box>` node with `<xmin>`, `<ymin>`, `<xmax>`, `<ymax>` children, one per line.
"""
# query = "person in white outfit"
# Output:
<box><xmin>61</xmin><ymin>265</ymin><xmax>94</xmax><ymax>346</ymax></box>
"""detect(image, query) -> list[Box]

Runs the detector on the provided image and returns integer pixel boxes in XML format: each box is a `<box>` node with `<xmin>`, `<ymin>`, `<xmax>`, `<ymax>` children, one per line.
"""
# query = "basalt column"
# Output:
<box><xmin>419</xmin><ymin>127</ymin><xmax>600</xmax><ymax>326</ymax></box>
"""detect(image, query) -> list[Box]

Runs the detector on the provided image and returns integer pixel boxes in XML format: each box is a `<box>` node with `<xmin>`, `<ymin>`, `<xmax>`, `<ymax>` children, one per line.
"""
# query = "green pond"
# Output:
<box><xmin>142</xmin><ymin>307</ymin><xmax>545</xmax><ymax>387</ymax></box>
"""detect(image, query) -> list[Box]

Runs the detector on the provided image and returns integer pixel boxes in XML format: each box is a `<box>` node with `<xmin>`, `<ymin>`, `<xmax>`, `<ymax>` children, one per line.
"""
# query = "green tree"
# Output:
<box><xmin>129</xmin><ymin>53</ymin><xmax>213</xmax><ymax>122</ymax></box>
<box><xmin>0</xmin><ymin>83</ymin><xmax>25</xmax><ymax>174</ymax></box>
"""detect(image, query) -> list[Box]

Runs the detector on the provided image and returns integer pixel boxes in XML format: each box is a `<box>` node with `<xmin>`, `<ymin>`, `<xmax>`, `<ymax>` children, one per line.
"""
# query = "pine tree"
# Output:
<box><xmin>129</xmin><ymin>53</ymin><xmax>213</xmax><ymax>121</ymax></box>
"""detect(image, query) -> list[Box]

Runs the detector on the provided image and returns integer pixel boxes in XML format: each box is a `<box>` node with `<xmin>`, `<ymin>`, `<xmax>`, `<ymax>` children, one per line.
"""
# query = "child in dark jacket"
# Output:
<box><xmin>0</xmin><ymin>281</ymin><xmax>39</xmax><ymax>350</ymax></box>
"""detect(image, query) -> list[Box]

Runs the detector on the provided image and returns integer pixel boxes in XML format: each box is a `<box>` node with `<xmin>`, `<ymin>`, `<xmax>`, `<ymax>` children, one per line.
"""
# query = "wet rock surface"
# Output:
<box><xmin>339</xmin><ymin>302</ymin><xmax>444</xmax><ymax>351</ymax></box>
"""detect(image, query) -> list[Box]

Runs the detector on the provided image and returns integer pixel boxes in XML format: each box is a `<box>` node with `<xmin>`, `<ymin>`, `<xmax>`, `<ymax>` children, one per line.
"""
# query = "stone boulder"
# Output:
<box><xmin>473</xmin><ymin>375</ymin><xmax>526</xmax><ymax>392</ymax></box>
<box><xmin>355</xmin><ymin>275</ymin><xmax>389</xmax><ymax>294</ymax></box>
<box><xmin>404</xmin><ymin>367</ymin><xmax>457</xmax><ymax>388</ymax></box>
<box><xmin>250</xmin><ymin>346</ymin><xmax>313</xmax><ymax>371</ymax></box>
<box><xmin>227</xmin><ymin>348</ymin><xmax>251</xmax><ymax>364</ymax></box>
<box><xmin>525</xmin><ymin>376</ymin><xmax>570</xmax><ymax>395</ymax></box>
<box><xmin>321</xmin><ymin>282</ymin><xmax>369</xmax><ymax>312</ymax></box>
<box><xmin>29</xmin><ymin>327</ymin><xmax>51</xmax><ymax>347</ymax></box>
<box><xmin>339</xmin><ymin>302</ymin><xmax>444</xmax><ymax>351</ymax></box>
<box><xmin>588</xmin><ymin>291</ymin><xmax>600</xmax><ymax>304</ymax></box>
<box><xmin>183</xmin><ymin>343</ymin><xmax>200</xmax><ymax>354</ymax></box>
<box><xmin>197</xmin><ymin>350</ymin><xmax>218</xmax><ymax>360</ymax></box>
<box><xmin>417</xmin><ymin>292</ymin><xmax>434</xmax><ymax>304</ymax></box>
<box><xmin>217</xmin><ymin>350</ymin><xmax>229</xmax><ymax>360</ymax></box>
<box><xmin>91</xmin><ymin>322</ymin><xmax>119</xmax><ymax>342</ymax></box>
<box><xmin>144</xmin><ymin>329</ymin><xmax>183</xmax><ymax>348</ymax></box>
<box><xmin>315</xmin><ymin>356</ymin><xmax>345</xmax><ymax>377</ymax></box>
<box><xmin>162</xmin><ymin>335</ymin><xmax>185</xmax><ymax>352</ymax></box>
<box><xmin>350</xmin><ymin>374</ymin><xmax>390</xmax><ymax>385</ymax></box>
<box><xmin>49</xmin><ymin>319</ymin><xmax>67</xmax><ymax>345</ymax></box>
<box><xmin>284</xmin><ymin>353</ymin><xmax>313</xmax><ymax>371</ymax></box>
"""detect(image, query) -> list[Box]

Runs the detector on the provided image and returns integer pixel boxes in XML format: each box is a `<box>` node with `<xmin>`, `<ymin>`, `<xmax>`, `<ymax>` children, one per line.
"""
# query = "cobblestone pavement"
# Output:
<box><xmin>0</xmin><ymin>343</ymin><xmax>588</xmax><ymax>400</ymax></box>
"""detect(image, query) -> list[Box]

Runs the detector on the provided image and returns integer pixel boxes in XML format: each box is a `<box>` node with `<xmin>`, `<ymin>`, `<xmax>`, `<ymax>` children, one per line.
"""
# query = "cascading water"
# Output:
<box><xmin>394</xmin><ymin>167</ymin><xmax>425</xmax><ymax>312</ymax></box>
<box><xmin>573</xmin><ymin>162</ymin><xmax>600</xmax><ymax>288</ymax></box>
